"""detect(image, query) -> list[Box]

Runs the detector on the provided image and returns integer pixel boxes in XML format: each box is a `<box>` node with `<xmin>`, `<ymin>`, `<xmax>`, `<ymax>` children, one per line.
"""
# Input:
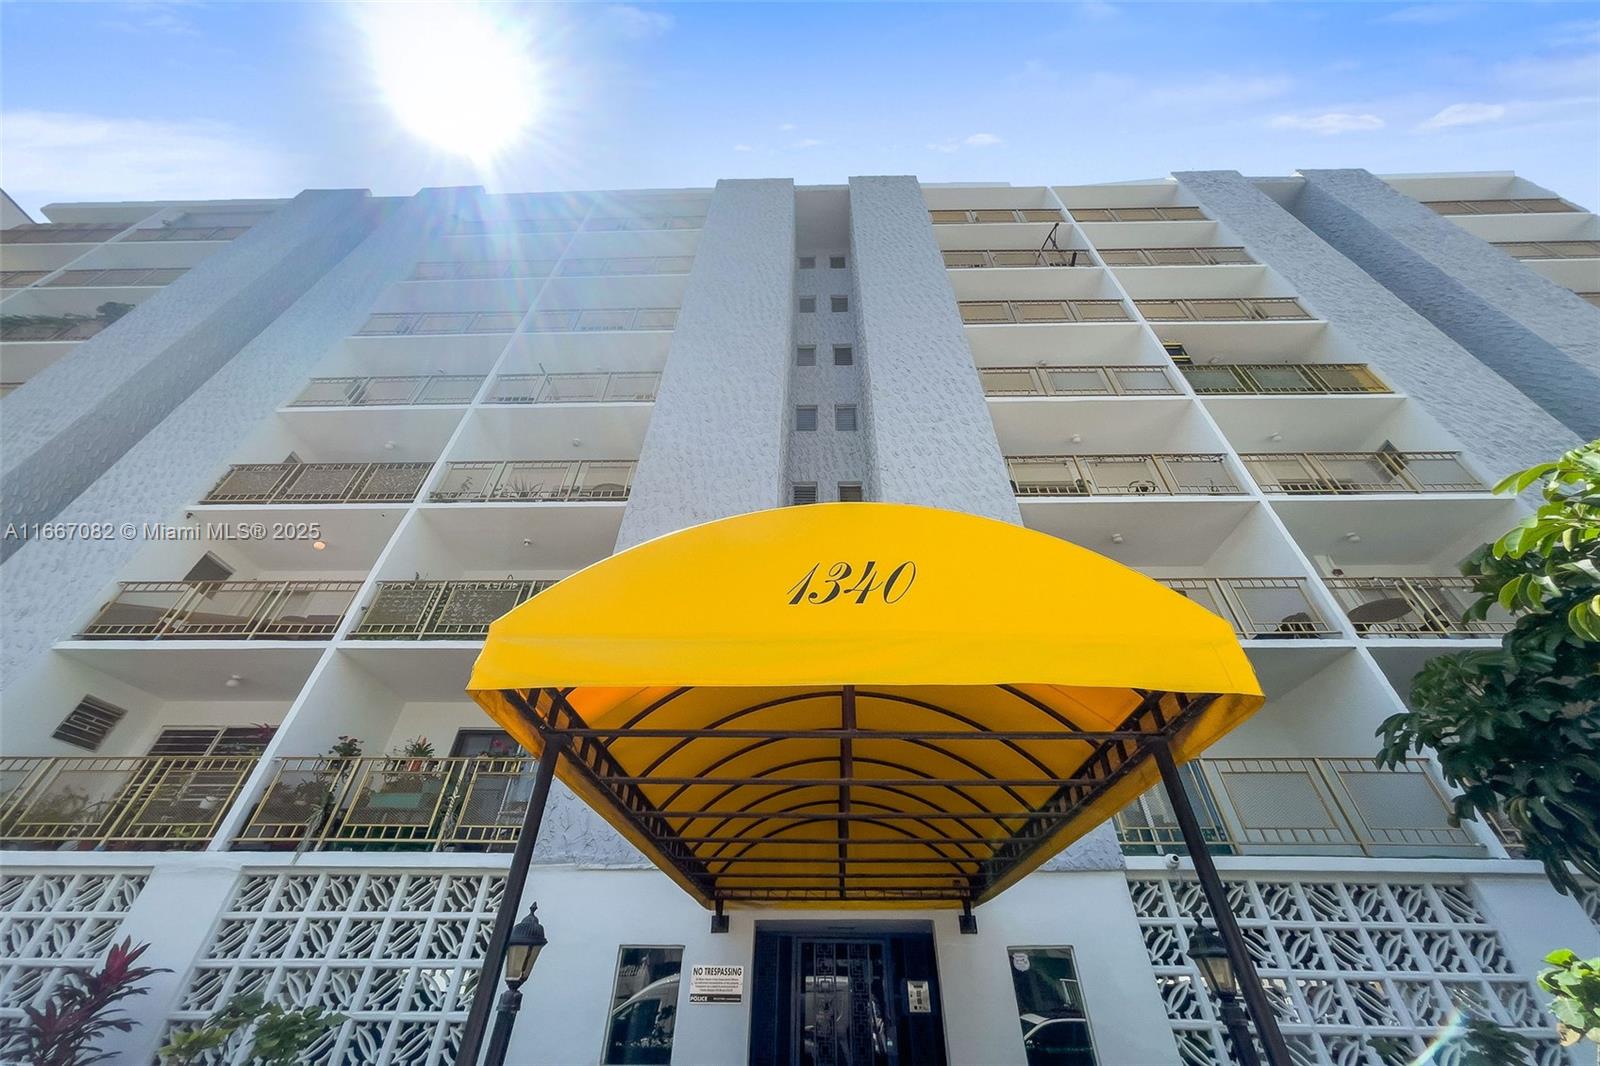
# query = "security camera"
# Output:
<box><xmin>1165</xmin><ymin>853</ymin><xmax>1182</xmax><ymax>870</ymax></box>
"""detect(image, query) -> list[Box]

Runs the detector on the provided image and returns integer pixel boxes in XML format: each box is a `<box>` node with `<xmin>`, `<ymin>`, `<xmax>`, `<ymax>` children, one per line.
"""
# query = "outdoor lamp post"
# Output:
<box><xmin>482</xmin><ymin>903</ymin><xmax>547</xmax><ymax>1066</ymax></box>
<box><xmin>1188</xmin><ymin>923</ymin><xmax>1262</xmax><ymax>1066</ymax></box>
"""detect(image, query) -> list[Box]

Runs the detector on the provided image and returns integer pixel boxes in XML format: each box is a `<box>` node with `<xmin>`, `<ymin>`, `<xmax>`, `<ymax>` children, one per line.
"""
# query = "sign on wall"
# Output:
<box><xmin>906</xmin><ymin>979</ymin><xmax>932</xmax><ymax>1014</ymax></box>
<box><xmin>689</xmin><ymin>964</ymin><xmax>745</xmax><ymax>1004</ymax></box>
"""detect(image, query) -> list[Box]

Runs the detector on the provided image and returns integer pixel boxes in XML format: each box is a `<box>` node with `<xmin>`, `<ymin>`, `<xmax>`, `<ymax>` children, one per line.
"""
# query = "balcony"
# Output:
<box><xmin>930</xmin><ymin>208</ymin><xmax>1065</xmax><ymax>225</ymax></box>
<box><xmin>1</xmin><ymin>223</ymin><xmax>128</xmax><ymax>244</ymax></box>
<box><xmin>1116</xmin><ymin>756</ymin><xmax>1483</xmax><ymax>858</ymax></box>
<box><xmin>43</xmin><ymin>267</ymin><xmax>189</xmax><ymax>288</ymax></box>
<box><xmin>1325</xmin><ymin>576</ymin><xmax>1513</xmax><ymax>638</ymax></box>
<box><xmin>123</xmin><ymin>223</ymin><xmax>251</xmax><ymax>242</ymax></box>
<box><xmin>356</xmin><ymin>310</ymin><xmax>523</xmax><ymax>337</ymax></box>
<box><xmin>289</xmin><ymin>374</ymin><xmax>483</xmax><ymax>407</ymax></box>
<box><xmin>1097</xmin><ymin>247</ymin><xmax>1253</xmax><ymax>266</ymax></box>
<box><xmin>78</xmin><ymin>580</ymin><xmax>360</xmax><ymax>640</ymax></box>
<box><xmin>559</xmin><ymin>255</ymin><xmax>694</xmax><ymax>276</ymax></box>
<box><xmin>1007</xmin><ymin>454</ymin><xmax>1242</xmax><ymax>496</ymax></box>
<box><xmin>526</xmin><ymin>307</ymin><xmax>678</xmax><ymax>332</ymax></box>
<box><xmin>0</xmin><ymin>270</ymin><xmax>48</xmax><ymax>289</ymax></box>
<box><xmin>1181</xmin><ymin>362</ymin><xmax>1390</xmax><ymax>395</ymax></box>
<box><xmin>584</xmin><ymin>215</ymin><xmax>703</xmax><ymax>232</ymax></box>
<box><xmin>448</xmin><ymin>217</ymin><xmax>580</xmax><ymax>236</ymax></box>
<box><xmin>1493</xmin><ymin>239</ymin><xmax>1600</xmax><ymax>260</ymax></box>
<box><xmin>1134</xmin><ymin>297</ymin><xmax>1313</xmax><ymax>322</ymax></box>
<box><xmin>1240</xmin><ymin>451</ymin><xmax>1483</xmax><ymax>495</ymax></box>
<box><xmin>235</xmin><ymin>755</ymin><xmax>539</xmax><ymax>851</ymax></box>
<box><xmin>1156</xmin><ymin>577</ymin><xmax>1338</xmax><ymax>639</ymax></box>
<box><xmin>1070</xmin><ymin>206</ymin><xmax>1207</xmax><ymax>222</ymax></box>
<box><xmin>409</xmin><ymin>259</ymin><xmax>556</xmax><ymax>281</ymax></box>
<box><xmin>959</xmin><ymin>299</ymin><xmax>1131</xmax><ymax>324</ymax></box>
<box><xmin>485</xmin><ymin>371</ymin><xmax>660</xmax><ymax>403</ymax></box>
<box><xmin>1425</xmin><ymin>198</ymin><xmax>1580</xmax><ymax>216</ymax></box>
<box><xmin>0</xmin><ymin>316</ymin><xmax>111</xmax><ymax>342</ymax></box>
<box><xmin>981</xmin><ymin>365</ymin><xmax>1179</xmax><ymax>397</ymax></box>
<box><xmin>430</xmin><ymin>459</ymin><xmax>635</xmax><ymax>502</ymax></box>
<box><xmin>941</xmin><ymin>249</ymin><xmax>1094</xmax><ymax>269</ymax></box>
<box><xmin>1</xmin><ymin>754</ymin><xmax>258</xmax><ymax>849</ymax></box>
<box><xmin>349</xmin><ymin>579</ymin><xmax>555</xmax><ymax>640</ymax></box>
<box><xmin>201</xmin><ymin>461</ymin><xmax>432</xmax><ymax>504</ymax></box>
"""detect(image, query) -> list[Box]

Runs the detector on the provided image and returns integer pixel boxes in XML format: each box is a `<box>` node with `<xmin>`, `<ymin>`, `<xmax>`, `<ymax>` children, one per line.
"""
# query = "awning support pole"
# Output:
<box><xmin>456</xmin><ymin>727</ymin><xmax>566</xmax><ymax>1066</ymax></box>
<box><xmin>1152</xmin><ymin>738</ymin><xmax>1290</xmax><ymax>1066</ymax></box>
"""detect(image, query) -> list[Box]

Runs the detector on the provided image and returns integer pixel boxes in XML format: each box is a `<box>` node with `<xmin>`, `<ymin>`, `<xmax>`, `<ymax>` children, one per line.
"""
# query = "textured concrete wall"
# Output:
<box><xmin>1</xmin><ymin>190</ymin><xmax>381</xmax><ymax>557</ymax></box>
<box><xmin>1293</xmin><ymin>168</ymin><xmax>1600</xmax><ymax>439</ymax></box>
<box><xmin>788</xmin><ymin>246</ymin><xmax>868</xmax><ymax>500</ymax></box>
<box><xmin>1176</xmin><ymin>170</ymin><xmax>1580</xmax><ymax>476</ymax></box>
<box><xmin>615</xmin><ymin>179</ymin><xmax>796</xmax><ymax>549</ymax></box>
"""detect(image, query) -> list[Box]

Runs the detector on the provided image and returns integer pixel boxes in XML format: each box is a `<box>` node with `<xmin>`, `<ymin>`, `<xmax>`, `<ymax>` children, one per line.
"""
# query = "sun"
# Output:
<box><xmin>361</xmin><ymin>2</ymin><xmax>540</xmax><ymax>164</ymax></box>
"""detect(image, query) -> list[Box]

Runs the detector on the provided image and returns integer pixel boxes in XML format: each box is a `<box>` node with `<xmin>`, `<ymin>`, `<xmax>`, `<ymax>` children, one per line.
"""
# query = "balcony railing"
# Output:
<box><xmin>1007</xmin><ymin>454</ymin><xmax>1242</xmax><ymax>496</ymax></box>
<box><xmin>78</xmin><ymin>580</ymin><xmax>360</xmax><ymax>640</ymax></box>
<box><xmin>930</xmin><ymin>208</ymin><xmax>1066</xmax><ymax>225</ymax></box>
<box><xmin>447</xmin><ymin>217</ymin><xmax>580</xmax><ymax>236</ymax></box>
<box><xmin>941</xmin><ymin>249</ymin><xmax>1094</xmax><ymax>269</ymax></box>
<box><xmin>356</xmin><ymin>310</ymin><xmax>523</xmax><ymax>336</ymax></box>
<box><xmin>43</xmin><ymin>267</ymin><xmax>189</xmax><ymax>287</ymax></box>
<box><xmin>410</xmin><ymin>259</ymin><xmax>556</xmax><ymax>281</ymax></box>
<box><xmin>1116</xmin><ymin>756</ymin><xmax>1483</xmax><ymax>858</ymax></box>
<box><xmin>235</xmin><ymin>755</ymin><xmax>540</xmax><ymax>851</ymax></box>
<box><xmin>526</xmin><ymin>307</ymin><xmax>679</xmax><ymax>331</ymax></box>
<box><xmin>1325</xmin><ymin>576</ymin><xmax>1514</xmax><ymax>638</ymax></box>
<box><xmin>1</xmin><ymin>755</ymin><xmax>258</xmax><ymax>849</ymax></box>
<box><xmin>1</xmin><ymin>223</ymin><xmax>128</xmax><ymax>244</ymax></box>
<box><xmin>0</xmin><ymin>270</ymin><xmax>48</xmax><ymax>289</ymax></box>
<box><xmin>289</xmin><ymin>374</ymin><xmax>484</xmax><ymax>407</ymax></box>
<box><xmin>1070</xmin><ymin>206</ymin><xmax>1207</xmax><ymax>222</ymax></box>
<box><xmin>1425</xmin><ymin>198</ymin><xmax>1579</xmax><ymax>216</ymax></box>
<box><xmin>201</xmin><ymin>461</ymin><xmax>432</xmax><ymax>504</ymax></box>
<box><xmin>350</xmin><ymin>579</ymin><xmax>555</xmax><ymax>640</ymax></box>
<box><xmin>124</xmin><ymin>224</ymin><xmax>250</xmax><ymax>242</ymax></box>
<box><xmin>1135</xmin><ymin>297</ymin><xmax>1313</xmax><ymax>322</ymax></box>
<box><xmin>0</xmin><ymin>317</ymin><xmax>110</xmax><ymax>342</ymax></box>
<box><xmin>430</xmin><ymin>459</ymin><xmax>635</xmax><ymax>502</ymax></box>
<box><xmin>1156</xmin><ymin>577</ymin><xmax>1338</xmax><ymax>638</ymax></box>
<box><xmin>1492</xmin><ymin>240</ymin><xmax>1600</xmax><ymax>260</ymax></box>
<box><xmin>959</xmin><ymin>299</ymin><xmax>1131</xmax><ymax>324</ymax></box>
<box><xmin>486</xmin><ymin>371</ymin><xmax>660</xmax><ymax>403</ymax></box>
<box><xmin>559</xmin><ymin>255</ymin><xmax>695</xmax><ymax>276</ymax></box>
<box><xmin>584</xmin><ymin>216</ymin><xmax>703</xmax><ymax>232</ymax></box>
<box><xmin>981</xmin><ymin>364</ymin><xmax>1179</xmax><ymax>397</ymax></box>
<box><xmin>1240</xmin><ymin>451</ymin><xmax>1484</xmax><ymax>494</ymax></box>
<box><xmin>1096</xmin><ymin>246</ymin><xmax>1253</xmax><ymax>266</ymax></box>
<box><xmin>1180</xmin><ymin>362</ymin><xmax>1390</xmax><ymax>395</ymax></box>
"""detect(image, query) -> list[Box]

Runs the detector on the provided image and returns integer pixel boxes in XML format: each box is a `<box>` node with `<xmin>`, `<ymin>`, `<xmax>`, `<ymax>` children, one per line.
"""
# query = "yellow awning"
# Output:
<box><xmin>469</xmin><ymin>503</ymin><xmax>1263</xmax><ymax>909</ymax></box>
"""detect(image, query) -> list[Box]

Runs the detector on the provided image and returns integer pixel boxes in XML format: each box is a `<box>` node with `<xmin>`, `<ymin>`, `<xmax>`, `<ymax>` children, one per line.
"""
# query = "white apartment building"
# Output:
<box><xmin>0</xmin><ymin>169</ymin><xmax>1597</xmax><ymax>1066</ymax></box>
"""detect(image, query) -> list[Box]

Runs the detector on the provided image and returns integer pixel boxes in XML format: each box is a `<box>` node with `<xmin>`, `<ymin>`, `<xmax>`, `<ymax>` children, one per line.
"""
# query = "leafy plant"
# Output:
<box><xmin>1539</xmin><ymin>949</ymin><xmax>1600</xmax><ymax>1047</ymax></box>
<box><xmin>394</xmin><ymin>735</ymin><xmax>436</xmax><ymax>759</ymax></box>
<box><xmin>327</xmin><ymin>735</ymin><xmax>363</xmax><ymax>758</ymax></box>
<box><xmin>1453</xmin><ymin>1016</ymin><xmax>1535</xmax><ymax>1066</ymax></box>
<box><xmin>0</xmin><ymin>938</ymin><xmax>168</xmax><ymax>1066</ymax></box>
<box><xmin>159</xmin><ymin>993</ymin><xmax>343</xmax><ymax>1065</ymax></box>
<box><xmin>1377</xmin><ymin>443</ymin><xmax>1600</xmax><ymax>894</ymax></box>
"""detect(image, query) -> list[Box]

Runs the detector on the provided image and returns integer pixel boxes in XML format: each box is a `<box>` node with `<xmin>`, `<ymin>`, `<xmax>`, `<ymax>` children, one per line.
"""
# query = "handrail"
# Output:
<box><xmin>1180</xmin><ymin>362</ymin><xmax>1390</xmax><ymax>395</ymax></box>
<box><xmin>1239</xmin><ymin>451</ymin><xmax>1484</xmax><ymax>494</ymax></box>
<box><xmin>1155</xmin><ymin>577</ymin><xmax>1338</xmax><ymax>638</ymax></box>
<box><xmin>1134</xmin><ymin>297</ymin><xmax>1313</xmax><ymax>322</ymax></box>
<box><xmin>430</xmin><ymin>459</ymin><xmax>636</xmax><ymax>502</ymax></box>
<box><xmin>1096</xmin><ymin>246</ymin><xmax>1253</xmax><ymax>266</ymax></box>
<box><xmin>1007</xmin><ymin>453</ymin><xmax>1243</xmax><ymax>496</ymax></box>
<box><xmin>43</xmin><ymin>267</ymin><xmax>189</xmax><ymax>288</ymax></box>
<box><xmin>485</xmin><ymin>371</ymin><xmax>660</xmax><ymax>403</ymax></box>
<box><xmin>583</xmin><ymin>216</ymin><xmax>703</xmax><ymax>232</ymax></box>
<box><xmin>356</xmin><ymin>310</ymin><xmax>524</xmax><ymax>336</ymax></box>
<box><xmin>959</xmin><ymin>299</ymin><xmax>1131</xmax><ymax>324</ymax></box>
<box><xmin>1491</xmin><ymin>239</ymin><xmax>1600</xmax><ymax>260</ymax></box>
<box><xmin>200</xmin><ymin>461</ymin><xmax>432</xmax><ymax>504</ymax></box>
<box><xmin>123</xmin><ymin>225</ymin><xmax>250</xmax><ymax>242</ymax></box>
<box><xmin>941</xmin><ymin>249</ymin><xmax>1094</xmax><ymax>268</ymax></box>
<box><xmin>350</xmin><ymin>579</ymin><xmax>556</xmax><ymax>640</ymax></box>
<box><xmin>525</xmin><ymin>307</ymin><xmax>679</xmax><ymax>332</ymax></box>
<box><xmin>409</xmin><ymin>259</ymin><xmax>557</xmax><ymax>281</ymax></box>
<box><xmin>289</xmin><ymin>374</ymin><xmax>484</xmax><ymax>407</ymax></box>
<box><xmin>1</xmin><ymin>223</ymin><xmax>130</xmax><ymax>244</ymax></box>
<box><xmin>929</xmin><ymin>208</ymin><xmax>1066</xmax><ymax>225</ymax></box>
<box><xmin>78</xmin><ymin>580</ymin><xmax>360</xmax><ymax>640</ymax></box>
<box><xmin>558</xmin><ymin>255</ymin><xmax>695</xmax><ymax>276</ymax></box>
<box><xmin>1068</xmin><ymin>205</ymin><xmax>1207</xmax><ymax>222</ymax></box>
<box><xmin>1324</xmin><ymin>576</ymin><xmax>1513</xmax><ymax>637</ymax></box>
<box><xmin>1424</xmin><ymin>198</ymin><xmax>1578</xmax><ymax>216</ymax></box>
<box><xmin>980</xmin><ymin>364</ymin><xmax>1179</xmax><ymax>397</ymax></box>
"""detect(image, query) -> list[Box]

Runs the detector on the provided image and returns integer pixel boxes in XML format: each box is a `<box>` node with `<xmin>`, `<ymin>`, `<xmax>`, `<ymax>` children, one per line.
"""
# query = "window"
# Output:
<box><xmin>835</xmin><ymin>404</ymin><xmax>858</xmax><ymax>431</ymax></box>
<box><xmin>837</xmin><ymin>482</ymin><xmax>864</xmax><ymax>502</ymax></box>
<box><xmin>1007</xmin><ymin>947</ymin><xmax>1099</xmax><ymax>1065</ymax></box>
<box><xmin>832</xmin><ymin>345</ymin><xmax>853</xmax><ymax>366</ymax></box>
<box><xmin>829</xmin><ymin>255</ymin><xmax>846</xmax><ymax>269</ymax></box>
<box><xmin>791</xmin><ymin>483</ymin><xmax>818</xmax><ymax>505</ymax></box>
<box><xmin>601</xmin><ymin>946</ymin><xmax>683</xmax><ymax>1065</ymax></box>
<box><xmin>795</xmin><ymin>406</ymin><xmax>818</xmax><ymax>431</ymax></box>
<box><xmin>147</xmin><ymin>726</ymin><xmax>273</xmax><ymax>756</ymax></box>
<box><xmin>51</xmin><ymin>696</ymin><xmax>127</xmax><ymax>751</ymax></box>
<box><xmin>796</xmin><ymin>345</ymin><xmax>817</xmax><ymax>367</ymax></box>
<box><xmin>799</xmin><ymin>256</ymin><xmax>816</xmax><ymax>269</ymax></box>
<box><xmin>799</xmin><ymin>296</ymin><xmax>816</xmax><ymax>313</ymax></box>
<box><xmin>830</xmin><ymin>295</ymin><xmax>848</xmax><ymax>313</ymax></box>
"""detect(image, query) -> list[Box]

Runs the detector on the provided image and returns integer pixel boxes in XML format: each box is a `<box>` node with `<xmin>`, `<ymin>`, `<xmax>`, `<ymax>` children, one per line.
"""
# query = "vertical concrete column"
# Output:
<box><xmin>2</xmin><ymin>189</ymin><xmax>382</xmax><ymax>554</ymax></box>
<box><xmin>846</xmin><ymin>176</ymin><xmax>1021</xmax><ymax>523</ymax></box>
<box><xmin>616</xmin><ymin>179</ymin><xmax>796</xmax><ymax>549</ymax></box>
<box><xmin>1293</xmin><ymin>169</ymin><xmax>1600</xmax><ymax>438</ymax></box>
<box><xmin>1175</xmin><ymin>170</ymin><xmax>1580</xmax><ymax>474</ymax></box>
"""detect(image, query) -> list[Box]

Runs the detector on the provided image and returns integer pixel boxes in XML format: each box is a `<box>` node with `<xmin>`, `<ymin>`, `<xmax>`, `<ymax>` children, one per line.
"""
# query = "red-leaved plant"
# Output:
<box><xmin>0</xmin><ymin>938</ymin><xmax>169</xmax><ymax>1066</ymax></box>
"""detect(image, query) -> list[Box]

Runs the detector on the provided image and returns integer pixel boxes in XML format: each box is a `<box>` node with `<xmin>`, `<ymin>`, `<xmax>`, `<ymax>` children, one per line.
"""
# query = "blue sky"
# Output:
<box><xmin>2</xmin><ymin>1</ymin><xmax>1597</xmax><ymax>215</ymax></box>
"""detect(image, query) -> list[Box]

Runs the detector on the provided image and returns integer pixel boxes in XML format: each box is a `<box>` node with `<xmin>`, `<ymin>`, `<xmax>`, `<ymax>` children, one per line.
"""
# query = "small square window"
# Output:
<box><xmin>792</xmin><ymin>483</ymin><xmax>818</xmax><ymax>505</ymax></box>
<box><xmin>831</xmin><ymin>295</ymin><xmax>848</xmax><ymax>313</ymax></box>
<box><xmin>830</xmin><ymin>255</ymin><xmax>846</xmax><ymax>269</ymax></box>
<box><xmin>799</xmin><ymin>296</ymin><xmax>817</xmax><ymax>313</ymax></box>
<box><xmin>835</xmin><ymin>404</ymin><xmax>858</xmax><ymax>431</ymax></box>
<box><xmin>796</xmin><ymin>345</ymin><xmax>817</xmax><ymax>366</ymax></box>
<box><xmin>799</xmin><ymin>256</ymin><xmax>816</xmax><ymax>269</ymax></box>
<box><xmin>838</xmin><ymin>482</ymin><xmax>864</xmax><ymax>502</ymax></box>
<box><xmin>832</xmin><ymin>346</ymin><xmax>853</xmax><ymax>366</ymax></box>
<box><xmin>795</xmin><ymin>406</ymin><xmax>818</xmax><ymax>431</ymax></box>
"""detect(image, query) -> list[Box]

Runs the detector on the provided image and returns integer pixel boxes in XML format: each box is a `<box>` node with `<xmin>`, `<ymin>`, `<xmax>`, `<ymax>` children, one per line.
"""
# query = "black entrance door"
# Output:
<box><xmin>749</xmin><ymin>926</ymin><xmax>947</xmax><ymax>1066</ymax></box>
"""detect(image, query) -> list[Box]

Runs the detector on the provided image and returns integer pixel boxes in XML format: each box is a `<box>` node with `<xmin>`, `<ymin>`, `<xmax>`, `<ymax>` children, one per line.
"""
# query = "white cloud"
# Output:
<box><xmin>604</xmin><ymin>4</ymin><xmax>673</xmax><ymax>39</ymax></box>
<box><xmin>0</xmin><ymin>111</ymin><xmax>298</xmax><ymax>209</ymax></box>
<box><xmin>733</xmin><ymin>144</ymin><xmax>752</xmax><ymax>152</ymax></box>
<box><xmin>100</xmin><ymin>1</ymin><xmax>202</xmax><ymax>36</ymax></box>
<box><xmin>929</xmin><ymin>132</ymin><xmax>1004</xmax><ymax>153</ymax></box>
<box><xmin>1268</xmin><ymin>111</ymin><xmax>1386</xmax><ymax>135</ymax></box>
<box><xmin>791</xmin><ymin>138</ymin><xmax>823</xmax><ymax>149</ymax></box>
<box><xmin>964</xmin><ymin>132</ymin><xmax>1002</xmax><ymax>147</ymax></box>
<box><xmin>1417</xmin><ymin>102</ymin><xmax>1508</xmax><ymax>130</ymax></box>
<box><xmin>1377</xmin><ymin>3</ymin><xmax>1470</xmax><ymax>25</ymax></box>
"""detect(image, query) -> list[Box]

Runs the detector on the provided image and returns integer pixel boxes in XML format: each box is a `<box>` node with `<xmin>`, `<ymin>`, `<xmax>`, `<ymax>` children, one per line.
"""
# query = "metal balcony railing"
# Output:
<box><xmin>0</xmin><ymin>270</ymin><xmax>48</xmax><ymax>289</ymax></box>
<box><xmin>1096</xmin><ymin>246</ymin><xmax>1253</xmax><ymax>266</ymax></box>
<box><xmin>201</xmin><ymin>461</ymin><xmax>432</xmax><ymax>504</ymax></box>
<box><xmin>0</xmin><ymin>317</ymin><xmax>110</xmax><ymax>342</ymax></box>
<box><xmin>2</xmin><ymin>223</ymin><xmax>130</xmax><ymax>244</ymax></box>
<box><xmin>941</xmin><ymin>249</ymin><xmax>1094</xmax><ymax>268</ymax></box>
<box><xmin>1180</xmin><ymin>362</ymin><xmax>1390</xmax><ymax>395</ymax></box>
<box><xmin>1115</xmin><ymin>756</ymin><xmax>1483</xmax><ymax>858</ymax></box>
<box><xmin>78</xmin><ymin>580</ymin><xmax>360</xmax><ymax>640</ymax></box>
<box><xmin>43</xmin><ymin>267</ymin><xmax>189</xmax><ymax>287</ymax></box>
<box><xmin>1492</xmin><ymin>239</ymin><xmax>1600</xmax><ymax>260</ymax></box>
<box><xmin>1007</xmin><ymin>454</ymin><xmax>1242</xmax><ymax>496</ymax></box>
<box><xmin>1240</xmin><ymin>451</ymin><xmax>1484</xmax><ymax>494</ymax></box>
<box><xmin>485</xmin><ymin>371</ymin><xmax>660</xmax><ymax>403</ymax></box>
<box><xmin>1134</xmin><ymin>297</ymin><xmax>1313</xmax><ymax>322</ymax></box>
<box><xmin>1070</xmin><ymin>205</ymin><xmax>1207</xmax><ymax>222</ymax></box>
<box><xmin>526</xmin><ymin>307</ymin><xmax>679</xmax><ymax>332</ymax></box>
<box><xmin>430</xmin><ymin>459</ymin><xmax>635</xmax><ymax>502</ymax></box>
<box><xmin>558</xmin><ymin>255</ymin><xmax>695</xmax><ymax>276</ymax></box>
<box><xmin>350</xmin><ymin>579</ymin><xmax>556</xmax><ymax>640</ymax></box>
<box><xmin>981</xmin><ymin>364</ymin><xmax>1179</xmax><ymax>397</ymax></box>
<box><xmin>124</xmin><ymin>225</ymin><xmax>250</xmax><ymax>242</ymax></box>
<box><xmin>289</xmin><ymin>374</ymin><xmax>483</xmax><ymax>407</ymax></box>
<box><xmin>1157</xmin><ymin>577</ymin><xmax>1338</xmax><ymax>639</ymax></box>
<box><xmin>447</xmin><ymin>217</ymin><xmax>581</xmax><ymax>236</ymax></box>
<box><xmin>1</xmin><ymin>754</ymin><xmax>258</xmax><ymax>849</ymax></box>
<box><xmin>584</xmin><ymin>216</ymin><xmax>703</xmax><ymax>232</ymax></box>
<box><xmin>235</xmin><ymin>755</ymin><xmax>541</xmax><ymax>851</ymax></box>
<box><xmin>929</xmin><ymin>208</ymin><xmax>1066</xmax><ymax>225</ymax></box>
<box><xmin>409</xmin><ymin>259</ymin><xmax>556</xmax><ymax>281</ymax></box>
<box><xmin>1425</xmin><ymin>198</ymin><xmax>1579</xmax><ymax>215</ymax></box>
<box><xmin>959</xmin><ymin>299</ymin><xmax>1131</xmax><ymax>324</ymax></box>
<box><xmin>356</xmin><ymin>310</ymin><xmax>524</xmax><ymax>336</ymax></box>
<box><xmin>1324</xmin><ymin>576</ymin><xmax>1514</xmax><ymax>638</ymax></box>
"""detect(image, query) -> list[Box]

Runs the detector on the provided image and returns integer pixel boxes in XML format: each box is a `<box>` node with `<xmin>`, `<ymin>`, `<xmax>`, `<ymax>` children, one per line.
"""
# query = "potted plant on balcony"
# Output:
<box><xmin>358</xmin><ymin>737</ymin><xmax>447</xmax><ymax>842</ymax></box>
